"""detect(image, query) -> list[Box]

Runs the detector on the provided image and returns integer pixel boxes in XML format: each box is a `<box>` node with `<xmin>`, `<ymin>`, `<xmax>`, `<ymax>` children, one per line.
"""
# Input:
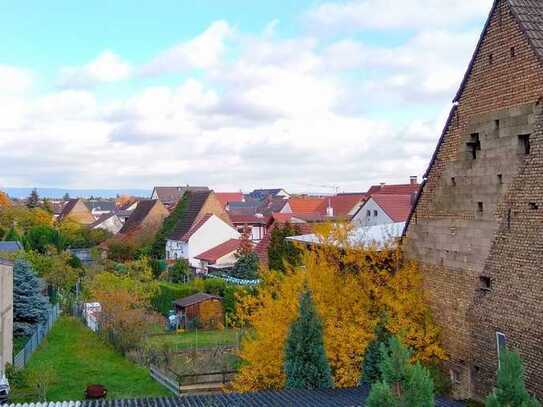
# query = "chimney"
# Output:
<box><xmin>379</xmin><ymin>182</ymin><xmax>386</xmax><ymax>189</ymax></box>
<box><xmin>410</xmin><ymin>176</ymin><xmax>418</xmax><ymax>185</ymax></box>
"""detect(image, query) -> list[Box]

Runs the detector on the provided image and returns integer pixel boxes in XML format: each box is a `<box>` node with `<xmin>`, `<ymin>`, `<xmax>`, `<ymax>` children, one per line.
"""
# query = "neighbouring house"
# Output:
<box><xmin>316</xmin><ymin>193</ymin><xmax>367</xmax><ymax>220</ymax></box>
<box><xmin>404</xmin><ymin>0</ymin><xmax>543</xmax><ymax>400</ymax></box>
<box><xmin>287</xmin><ymin>222</ymin><xmax>405</xmax><ymax>250</ymax></box>
<box><xmin>352</xmin><ymin>194</ymin><xmax>414</xmax><ymax>227</ymax></box>
<box><xmin>247</xmin><ymin>188</ymin><xmax>290</xmax><ymax>201</ymax></box>
<box><xmin>57</xmin><ymin>198</ymin><xmax>95</xmax><ymax>225</ymax></box>
<box><xmin>173</xmin><ymin>292</ymin><xmax>224</xmax><ymax>329</ymax></box>
<box><xmin>216</xmin><ymin>192</ymin><xmax>244</xmax><ymax>209</ymax></box>
<box><xmin>229</xmin><ymin>214</ymin><xmax>267</xmax><ymax>242</ymax></box>
<box><xmin>85</xmin><ymin>200</ymin><xmax>116</xmax><ymax>217</ymax></box>
<box><xmin>254</xmin><ymin>213</ymin><xmax>312</xmax><ymax>266</ymax></box>
<box><xmin>89</xmin><ymin>213</ymin><xmax>124</xmax><ymax>235</ymax></box>
<box><xmin>118</xmin><ymin>199</ymin><xmax>169</xmax><ymax>239</ymax></box>
<box><xmin>194</xmin><ymin>238</ymin><xmax>242</xmax><ymax>274</ymax></box>
<box><xmin>366</xmin><ymin>176</ymin><xmax>419</xmax><ymax>196</ymax></box>
<box><xmin>0</xmin><ymin>241</ymin><xmax>24</xmax><ymax>254</ymax></box>
<box><xmin>151</xmin><ymin>186</ymin><xmax>209</xmax><ymax>210</ymax></box>
<box><xmin>283</xmin><ymin>196</ymin><xmax>326</xmax><ymax>216</ymax></box>
<box><xmin>166</xmin><ymin>213</ymin><xmax>240</xmax><ymax>270</ymax></box>
<box><xmin>0</xmin><ymin>259</ymin><xmax>13</xmax><ymax>375</ymax></box>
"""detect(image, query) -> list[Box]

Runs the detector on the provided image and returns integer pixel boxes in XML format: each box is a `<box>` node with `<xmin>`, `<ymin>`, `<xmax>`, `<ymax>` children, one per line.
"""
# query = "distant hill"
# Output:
<box><xmin>4</xmin><ymin>187</ymin><xmax>151</xmax><ymax>199</ymax></box>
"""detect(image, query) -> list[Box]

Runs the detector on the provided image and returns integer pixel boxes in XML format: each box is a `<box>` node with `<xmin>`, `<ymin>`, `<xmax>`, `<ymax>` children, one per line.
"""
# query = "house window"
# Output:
<box><xmin>510</xmin><ymin>47</ymin><xmax>516</xmax><ymax>58</ymax></box>
<box><xmin>479</xmin><ymin>276</ymin><xmax>491</xmax><ymax>291</ymax></box>
<box><xmin>529</xmin><ymin>202</ymin><xmax>539</xmax><ymax>210</ymax></box>
<box><xmin>488</xmin><ymin>53</ymin><xmax>493</xmax><ymax>64</ymax></box>
<box><xmin>519</xmin><ymin>134</ymin><xmax>531</xmax><ymax>155</ymax></box>
<box><xmin>467</xmin><ymin>133</ymin><xmax>481</xmax><ymax>159</ymax></box>
<box><xmin>373</xmin><ymin>210</ymin><xmax>378</xmax><ymax>217</ymax></box>
<box><xmin>496</xmin><ymin>332</ymin><xmax>507</xmax><ymax>367</ymax></box>
<box><xmin>366</xmin><ymin>210</ymin><xmax>371</xmax><ymax>217</ymax></box>
<box><xmin>451</xmin><ymin>177</ymin><xmax>456</xmax><ymax>187</ymax></box>
<box><xmin>478</xmin><ymin>202</ymin><xmax>484</xmax><ymax>213</ymax></box>
<box><xmin>497</xmin><ymin>174</ymin><xmax>503</xmax><ymax>184</ymax></box>
<box><xmin>495</xmin><ymin>119</ymin><xmax>500</xmax><ymax>129</ymax></box>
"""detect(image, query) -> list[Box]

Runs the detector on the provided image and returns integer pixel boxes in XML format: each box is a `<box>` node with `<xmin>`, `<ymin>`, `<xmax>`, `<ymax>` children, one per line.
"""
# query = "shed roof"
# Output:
<box><xmin>4</xmin><ymin>385</ymin><xmax>465</xmax><ymax>407</ymax></box>
<box><xmin>173</xmin><ymin>292</ymin><xmax>222</xmax><ymax>308</ymax></box>
<box><xmin>0</xmin><ymin>241</ymin><xmax>24</xmax><ymax>252</ymax></box>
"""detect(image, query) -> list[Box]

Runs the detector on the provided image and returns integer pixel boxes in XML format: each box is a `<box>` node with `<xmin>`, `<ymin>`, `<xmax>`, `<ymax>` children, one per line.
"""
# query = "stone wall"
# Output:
<box><xmin>404</xmin><ymin>0</ymin><xmax>543</xmax><ymax>400</ymax></box>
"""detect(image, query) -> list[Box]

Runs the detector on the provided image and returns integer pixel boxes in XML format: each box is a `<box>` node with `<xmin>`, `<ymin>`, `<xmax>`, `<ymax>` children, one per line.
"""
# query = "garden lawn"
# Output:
<box><xmin>147</xmin><ymin>329</ymin><xmax>239</xmax><ymax>350</ymax></box>
<box><xmin>11</xmin><ymin>317</ymin><xmax>171</xmax><ymax>402</ymax></box>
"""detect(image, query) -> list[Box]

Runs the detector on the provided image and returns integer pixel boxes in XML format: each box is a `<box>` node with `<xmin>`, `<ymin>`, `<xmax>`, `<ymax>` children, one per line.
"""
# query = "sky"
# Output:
<box><xmin>0</xmin><ymin>0</ymin><xmax>493</xmax><ymax>193</ymax></box>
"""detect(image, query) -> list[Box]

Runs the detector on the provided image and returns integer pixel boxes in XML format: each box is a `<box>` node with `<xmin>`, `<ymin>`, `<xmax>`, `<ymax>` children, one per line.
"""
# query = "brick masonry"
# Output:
<box><xmin>404</xmin><ymin>0</ymin><xmax>543</xmax><ymax>400</ymax></box>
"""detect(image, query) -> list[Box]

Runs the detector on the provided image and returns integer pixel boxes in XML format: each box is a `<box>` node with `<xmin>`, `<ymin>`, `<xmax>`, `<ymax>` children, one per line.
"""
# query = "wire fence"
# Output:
<box><xmin>13</xmin><ymin>304</ymin><xmax>60</xmax><ymax>369</ymax></box>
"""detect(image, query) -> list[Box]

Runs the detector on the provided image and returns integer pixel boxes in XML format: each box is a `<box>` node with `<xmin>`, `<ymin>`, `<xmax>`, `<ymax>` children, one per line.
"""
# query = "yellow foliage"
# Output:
<box><xmin>199</xmin><ymin>300</ymin><xmax>224</xmax><ymax>329</ymax></box>
<box><xmin>232</xmin><ymin>223</ymin><xmax>446</xmax><ymax>392</ymax></box>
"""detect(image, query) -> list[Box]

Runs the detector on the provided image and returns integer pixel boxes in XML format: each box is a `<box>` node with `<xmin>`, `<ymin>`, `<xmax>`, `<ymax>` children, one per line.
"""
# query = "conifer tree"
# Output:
<box><xmin>13</xmin><ymin>260</ymin><xmax>49</xmax><ymax>336</ymax></box>
<box><xmin>268</xmin><ymin>223</ymin><xmax>302</xmax><ymax>272</ymax></box>
<box><xmin>361</xmin><ymin>321</ymin><xmax>391</xmax><ymax>384</ymax></box>
<box><xmin>485</xmin><ymin>349</ymin><xmax>540</xmax><ymax>407</ymax></box>
<box><xmin>232</xmin><ymin>227</ymin><xmax>259</xmax><ymax>279</ymax></box>
<box><xmin>27</xmin><ymin>188</ymin><xmax>40</xmax><ymax>209</ymax></box>
<box><xmin>284</xmin><ymin>290</ymin><xmax>333</xmax><ymax>390</ymax></box>
<box><xmin>366</xmin><ymin>336</ymin><xmax>434</xmax><ymax>406</ymax></box>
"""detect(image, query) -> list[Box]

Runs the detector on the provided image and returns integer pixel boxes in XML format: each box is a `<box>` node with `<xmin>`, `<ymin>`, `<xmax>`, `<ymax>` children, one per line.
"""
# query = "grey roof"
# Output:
<box><xmin>152</xmin><ymin>186</ymin><xmax>209</xmax><ymax>205</ymax></box>
<box><xmin>0</xmin><ymin>241</ymin><xmax>24</xmax><ymax>252</ymax></box>
<box><xmin>5</xmin><ymin>386</ymin><xmax>465</xmax><ymax>407</ymax></box>
<box><xmin>168</xmin><ymin>191</ymin><xmax>212</xmax><ymax>241</ymax></box>
<box><xmin>173</xmin><ymin>292</ymin><xmax>222</xmax><ymax>308</ymax></box>
<box><xmin>247</xmin><ymin>188</ymin><xmax>285</xmax><ymax>200</ymax></box>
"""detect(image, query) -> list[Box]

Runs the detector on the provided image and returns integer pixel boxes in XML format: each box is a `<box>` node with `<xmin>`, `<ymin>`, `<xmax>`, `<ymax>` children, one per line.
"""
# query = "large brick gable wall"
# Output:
<box><xmin>405</xmin><ymin>0</ymin><xmax>543</xmax><ymax>400</ymax></box>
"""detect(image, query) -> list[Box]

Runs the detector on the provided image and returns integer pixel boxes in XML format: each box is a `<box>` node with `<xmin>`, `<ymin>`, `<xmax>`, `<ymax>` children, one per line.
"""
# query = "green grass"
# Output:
<box><xmin>11</xmin><ymin>317</ymin><xmax>171</xmax><ymax>402</ymax></box>
<box><xmin>147</xmin><ymin>329</ymin><xmax>239</xmax><ymax>350</ymax></box>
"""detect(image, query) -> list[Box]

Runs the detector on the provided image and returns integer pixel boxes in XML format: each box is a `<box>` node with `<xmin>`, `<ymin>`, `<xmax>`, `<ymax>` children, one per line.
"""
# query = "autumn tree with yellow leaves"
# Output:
<box><xmin>232</xmin><ymin>223</ymin><xmax>446</xmax><ymax>392</ymax></box>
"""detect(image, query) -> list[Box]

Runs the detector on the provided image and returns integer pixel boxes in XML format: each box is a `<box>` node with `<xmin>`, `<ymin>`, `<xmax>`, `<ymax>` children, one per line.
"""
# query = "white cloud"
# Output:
<box><xmin>307</xmin><ymin>0</ymin><xmax>492</xmax><ymax>31</ymax></box>
<box><xmin>58</xmin><ymin>51</ymin><xmax>132</xmax><ymax>89</ymax></box>
<box><xmin>0</xmin><ymin>3</ymin><xmax>486</xmax><ymax>191</ymax></box>
<box><xmin>142</xmin><ymin>21</ymin><xmax>233</xmax><ymax>76</ymax></box>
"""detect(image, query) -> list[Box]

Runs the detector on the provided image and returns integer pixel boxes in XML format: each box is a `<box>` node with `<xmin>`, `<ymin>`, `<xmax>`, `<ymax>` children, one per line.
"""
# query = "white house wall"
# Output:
<box><xmin>187</xmin><ymin>216</ymin><xmax>240</xmax><ymax>267</ymax></box>
<box><xmin>352</xmin><ymin>198</ymin><xmax>393</xmax><ymax>227</ymax></box>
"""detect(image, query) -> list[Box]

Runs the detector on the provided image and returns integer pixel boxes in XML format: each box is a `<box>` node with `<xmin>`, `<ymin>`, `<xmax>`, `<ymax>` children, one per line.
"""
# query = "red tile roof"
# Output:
<box><xmin>287</xmin><ymin>197</ymin><xmax>327</xmax><ymax>215</ymax></box>
<box><xmin>216</xmin><ymin>192</ymin><xmax>244</xmax><ymax>208</ymax></box>
<box><xmin>317</xmin><ymin>194</ymin><xmax>366</xmax><ymax>218</ymax></box>
<box><xmin>194</xmin><ymin>239</ymin><xmax>241</xmax><ymax>263</ymax></box>
<box><xmin>371</xmin><ymin>194</ymin><xmax>414</xmax><ymax>222</ymax></box>
<box><xmin>229</xmin><ymin>214</ymin><xmax>267</xmax><ymax>224</ymax></box>
<box><xmin>367</xmin><ymin>184</ymin><xmax>419</xmax><ymax>196</ymax></box>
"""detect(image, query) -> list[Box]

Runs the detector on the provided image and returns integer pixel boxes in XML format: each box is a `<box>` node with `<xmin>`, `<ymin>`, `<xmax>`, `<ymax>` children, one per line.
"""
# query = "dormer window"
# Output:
<box><xmin>467</xmin><ymin>133</ymin><xmax>481</xmax><ymax>160</ymax></box>
<box><xmin>488</xmin><ymin>53</ymin><xmax>494</xmax><ymax>64</ymax></box>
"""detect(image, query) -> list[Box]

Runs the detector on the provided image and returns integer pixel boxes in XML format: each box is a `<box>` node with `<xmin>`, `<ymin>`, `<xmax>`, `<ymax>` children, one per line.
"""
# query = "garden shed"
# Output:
<box><xmin>173</xmin><ymin>292</ymin><xmax>224</xmax><ymax>329</ymax></box>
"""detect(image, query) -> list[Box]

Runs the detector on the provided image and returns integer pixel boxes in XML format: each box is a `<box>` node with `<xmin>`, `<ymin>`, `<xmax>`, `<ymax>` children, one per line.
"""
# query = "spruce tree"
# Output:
<box><xmin>366</xmin><ymin>336</ymin><xmax>434</xmax><ymax>406</ymax></box>
<box><xmin>232</xmin><ymin>252</ymin><xmax>259</xmax><ymax>280</ymax></box>
<box><xmin>485</xmin><ymin>349</ymin><xmax>540</xmax><ymax>407</ymax></box>
<box><xmin>366</xmin><ymin>381</ymin><xmax>397</xmax><ymax>407</ymax></box>
<box><xmin>284</xmin><ymin>290</ymin><xmax>333</xmax><ymax>390</ymax></box>
<box><xmin>268</xmin><ymin>223</ymin><xmax>302</xmax><ymax>272</ymax></box>
<box><xmin>361</xmin><ymin>321</ymin><xmax>391</xmax><ymax>384</ymax></box>
<box><xmin>13</xmin><ymin>260</ymin><xmax>49</xmax><ymax>336</ymax></box>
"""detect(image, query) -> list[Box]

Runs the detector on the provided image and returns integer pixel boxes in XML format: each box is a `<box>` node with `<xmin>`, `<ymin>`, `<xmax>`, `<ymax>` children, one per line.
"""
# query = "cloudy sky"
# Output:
<box><xmin>0</xmin><ymin>0</ymin><xmax>493</xmax><ymax>193</ymax></box>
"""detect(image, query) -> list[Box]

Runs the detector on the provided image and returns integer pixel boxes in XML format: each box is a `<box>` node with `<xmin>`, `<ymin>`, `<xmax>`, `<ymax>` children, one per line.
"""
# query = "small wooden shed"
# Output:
<box><xmin>173</xmin><ymin>292</ymin><xmax>224</xmax><ymax>329</ymax></box>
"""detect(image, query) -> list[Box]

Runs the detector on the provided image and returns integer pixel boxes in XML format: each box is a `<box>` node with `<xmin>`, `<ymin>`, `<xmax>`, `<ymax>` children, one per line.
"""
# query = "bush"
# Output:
<box><xmin>151</xmin><ymin>282</ymin><xmax>197</xmax><ymax>316</ymax></box>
